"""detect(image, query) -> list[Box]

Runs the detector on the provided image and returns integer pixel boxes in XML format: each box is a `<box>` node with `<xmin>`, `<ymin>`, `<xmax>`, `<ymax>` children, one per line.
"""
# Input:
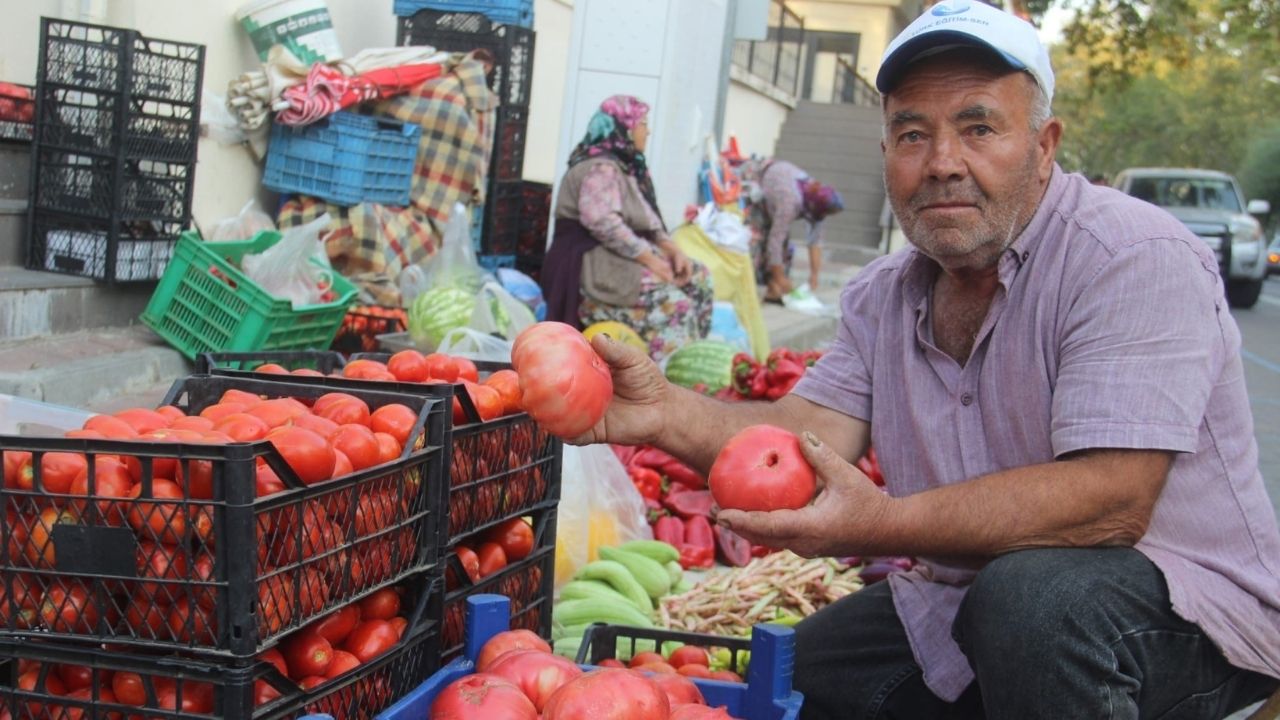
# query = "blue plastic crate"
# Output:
<box><xmin>393</xmin><ymin>0</ymin><xmax>533</xmax><ymax>27</ymax></box>
<box><xmin>295</xmin><ymin>594</ymin><xmax>804</xmax><ymax>720</ymax></box>
<box><xmin>264</xmin><ymin>112</ymin><xmax>420</xmax><ymax>207</ymax></box>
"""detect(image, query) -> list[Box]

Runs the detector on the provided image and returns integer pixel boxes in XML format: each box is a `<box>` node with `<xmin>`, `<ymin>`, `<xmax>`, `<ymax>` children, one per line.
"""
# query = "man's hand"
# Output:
<box><xmin>569</xmin><ymin>334</ymin><xmax>671</xmax><ymax>447</ymax></box>
<box><xmin>715</xmin><ymin>431</ymin><xmax>891</xmax><ymax>558</ymax></box>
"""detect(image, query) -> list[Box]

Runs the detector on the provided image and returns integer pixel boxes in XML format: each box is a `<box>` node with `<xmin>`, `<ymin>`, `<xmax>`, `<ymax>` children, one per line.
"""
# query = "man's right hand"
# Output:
<box><xmin>569</xmin><ymin>334</ymin><xmax>670</xmax><ymax>447</ymax></box>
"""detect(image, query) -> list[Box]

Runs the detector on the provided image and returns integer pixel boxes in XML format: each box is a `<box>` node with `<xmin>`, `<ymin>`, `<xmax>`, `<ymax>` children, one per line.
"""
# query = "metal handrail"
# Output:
<box><xmin>833</xmin><ymin>57</ymin><xmax>879</xmax><ymax>106</ymax></box>
<box><xmin>731</xmin><ymin>0</ymin><xmax>804</xmax><ymax>98</ymax></box>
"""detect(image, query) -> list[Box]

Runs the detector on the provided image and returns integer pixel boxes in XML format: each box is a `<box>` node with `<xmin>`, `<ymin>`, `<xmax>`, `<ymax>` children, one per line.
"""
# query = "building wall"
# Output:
<box><xmin>723</xmin><ymin>78</ymin><xmax>791</xmax><ymax>159</ymax></box>
<box><xmin>788</xmin><ymin>0</ymin><xmax>918</xmax><ymax>81</ymax></box>
<box><xmin>0</xmin><ymin>0</ymin><xmax>572</xmax><ymax>229</ymax></box>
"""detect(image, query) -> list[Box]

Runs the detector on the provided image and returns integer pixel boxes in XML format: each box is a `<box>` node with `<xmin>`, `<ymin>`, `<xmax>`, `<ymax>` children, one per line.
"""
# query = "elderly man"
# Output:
<box><xmin>573</xmin><ymin>1</ymin><xmax>1280</xmax><ymax>718</ymax></box>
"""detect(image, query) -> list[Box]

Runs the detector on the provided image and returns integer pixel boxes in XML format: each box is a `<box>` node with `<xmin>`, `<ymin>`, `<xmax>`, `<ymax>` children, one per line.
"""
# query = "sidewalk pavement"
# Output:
<box><xmin>760</xmin><ymin>252</ymin><xmax>862</xmax><ymax>353</ymax></box>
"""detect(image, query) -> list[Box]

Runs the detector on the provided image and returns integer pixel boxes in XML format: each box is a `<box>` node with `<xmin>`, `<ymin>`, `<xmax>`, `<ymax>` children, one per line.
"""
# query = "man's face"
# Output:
<box><xmin>881</xmin><ymin>51</ymin><xmax>1060</xmax><ymax>272</ymax></box>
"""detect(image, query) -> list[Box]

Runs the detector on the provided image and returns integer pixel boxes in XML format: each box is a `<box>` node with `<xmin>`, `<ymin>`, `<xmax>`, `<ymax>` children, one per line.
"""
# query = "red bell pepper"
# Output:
<box><xmin>611</xmin><ymin>444</ymin><xmax>639</xmax><ymax>467</ymax></box>
<box><xmin>678</xmin><ymin>515</ymin><xmax>716</xmax><ymax>569</ymax></box>
<box><xmin>631</xmin><ymin>447</ymin><xmax>705</xmax><ymax>489</ymax></box>
<box><xmin>653</xmin><ymin>515</ymin><xmax>686</xmax><ymax>547</ymax></box>
<box><xmin>663</xmin><ymin>486</ymin><xmax>714</xmax><ymax>520</ymax></box>
<box><xmin>627</xmin><ymin>465</ymin><xmax>664</xmax><ymax>501</ymax></box>
<box><xmin>713</xmin><ymin>525</ymin><xmax>754</xmax><ymax>567</ymax></box>
<box><xmin>644</xmin><ymin>497</ymin><xmax>666</xmax><ymax>525</ymax></box>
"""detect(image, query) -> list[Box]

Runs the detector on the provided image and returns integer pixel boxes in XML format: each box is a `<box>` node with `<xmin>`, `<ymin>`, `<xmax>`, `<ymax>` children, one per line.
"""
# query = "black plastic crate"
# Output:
<box><xmin>39</xmin><ymin>18</ymin><xmax>204</xmax><ymax>107</ymax></box>
<box><xmin>195</xmin><ymin>352</ymin><xmax>564</xmax><ymax>539</ymax></box>
<box><xmin>34</xmin><ymin>150</ymin><xmax>194</xmax><ymax>224</ymax></box>
<box><xmin>36</xmin><ymin>86</ymin><xmax>200</xmax><ymax>162</ymax></box>
<box><xmin>0</xmin><ymin>574</ymin><xmax>443</xmax><ymax>720</ymax></box>
<box><xmin>441</xmin><ymin>507</ymin><xmax>557</xmax><ymax>660</ymax></box>
<box><xmin>195</xmin><ymin>351</ymin><xmax>347</xmax><ymax>375</ymax></box>
<box><xmin>27</xmin><ymin>210</ymin><xmax>180</xmax><ymax>282</ymax></box>
<box><xmin>0</xmin><ymin>375</ymin><xmax>448</xmax><ymax>658</ymax></box>
<box><xmin>0</xmin><ymin>83</ymin><xmax>35</xmax><ymax>144</ymax></box>
<box><xmin>482</xmin><ymin>179</ymin><xmax>550</xmax><ymax>257</ymax></box>
<box><xmin>331</xmin><ymin>307</ymin><xmax>409</xmax><ymax>355</ymax></box>
<box><xmin>491</xmin><ymin>104</ymin><xmax>527</xmax><ymax>181</ymax></box>
<box><xmin>398</xmin><ymin>10</ymin><xmax>534</xmax><ymax>109</ymax></box>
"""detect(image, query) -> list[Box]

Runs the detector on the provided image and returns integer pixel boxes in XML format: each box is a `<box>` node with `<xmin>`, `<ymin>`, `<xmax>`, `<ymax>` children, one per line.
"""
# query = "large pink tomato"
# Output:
<box><xmin>511</xmin><ymin>322</ymin><xmax>613</xmax><ymax>438</ymax></box>
<box><xmin>476</xmin><ymin>629</ymin><xmax>552</xmax><ymax>671</ymax></box>
<box><xmin>486</xmin><ymin>649</ymin><xmax>584</xmax><ymax>711</ymax></box>
<box><xmin>429</xmin><ymin>673</ymin><xmax>538</xmax><ymax>720</ymax></box>
<box><xmin>647</xmin><ymin>671</ymin><xmax>706</xmax><ymax>708</ymax></box>
<box><xmin>542</xmin><ymin>668</ymin><xmax>670</xmax><ymax>720</ymax></box>
<box><xmin>669</xmin><ymin>705</ymin><xmax>734</xmax><ymax>719</ymax></box>
<box><xmin>709</xmin><ymin>425</ymin><xmax>816</xmax><ymax>512</ymax></box>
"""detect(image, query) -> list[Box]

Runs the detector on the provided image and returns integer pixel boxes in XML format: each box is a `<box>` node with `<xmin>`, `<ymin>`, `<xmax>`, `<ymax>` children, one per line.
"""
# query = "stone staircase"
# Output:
<box><xmin>0</xmin><ymin>142</ymin><xmax>190</xmax><ymax>418</ymax></box>
<box><xmin>772</xmin><ymin>100</ymin><xmax>886</xmax><ymax>266</ymax></box>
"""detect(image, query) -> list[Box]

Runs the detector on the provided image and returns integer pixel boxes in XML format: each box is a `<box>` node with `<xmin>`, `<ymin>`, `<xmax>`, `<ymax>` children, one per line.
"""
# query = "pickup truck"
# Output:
<box><xmin>1113</xmin><ymin>167</ymin><xmax>1271</xmax><ymax>308</ymax></box>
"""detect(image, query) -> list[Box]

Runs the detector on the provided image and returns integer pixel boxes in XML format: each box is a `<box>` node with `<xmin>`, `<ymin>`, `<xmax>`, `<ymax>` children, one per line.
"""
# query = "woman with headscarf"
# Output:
<box><xmin>540</xmin><ymin>95</ymin><xmax>713</xmax><ymax>360</ymax></box>
<box><xmin>739</xmin><ymin>158</ymin><xmax>844</xmax><ymax>306</ymax></box>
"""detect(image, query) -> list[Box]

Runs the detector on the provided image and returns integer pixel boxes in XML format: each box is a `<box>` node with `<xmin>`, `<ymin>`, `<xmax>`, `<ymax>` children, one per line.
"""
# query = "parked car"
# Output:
<box><xmin>1113</xmin><ymin>167</ymin><xmax>1271</xmax><ymax>308</ymax></box>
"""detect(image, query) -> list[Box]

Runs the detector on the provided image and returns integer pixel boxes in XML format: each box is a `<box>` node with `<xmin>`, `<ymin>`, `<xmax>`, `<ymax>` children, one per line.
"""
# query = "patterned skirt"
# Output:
<box><xmin>578</xmin><ymin>261</ymin><xmax>714</xmax><ymax>361</ymax></box>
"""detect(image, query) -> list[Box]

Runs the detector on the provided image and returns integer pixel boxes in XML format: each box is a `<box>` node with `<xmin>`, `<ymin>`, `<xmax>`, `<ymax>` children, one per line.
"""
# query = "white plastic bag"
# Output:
<box><xmin>201</xmin><ymin>90</ymin><xmax>248</xmax><ymax>146</ymax></box>
<box><xmin>241</xmin><ymin>214</ymin><xmax>335</xmax><ymax>308</ymax></box>
<box><xmin>436</xmin><ymin>327</ymin><xmax>513</xmax><ymax>363</ymax></box>
<box><xmin>554</xmin><ymin>444</ymin><xmax>653</xmax><ymax>587</ymax></box>
<box><xmin>424</xmin><ymin>202</ymin><xmax>485</xmax><ymax>293</ymax></box>
<box><xmin>695</xmin><ymin>202</ymin><xmax>751</xmax><ymax>254</ymax></box>
<box><xmin>471</xmin><ymin>279</ymin><xmax>536</xmax><ymax>340</ymax></box>
<box><xmin>207</xmin><ymin>199</ymin><xmax>276</xmax><ymax>242</ymax></box>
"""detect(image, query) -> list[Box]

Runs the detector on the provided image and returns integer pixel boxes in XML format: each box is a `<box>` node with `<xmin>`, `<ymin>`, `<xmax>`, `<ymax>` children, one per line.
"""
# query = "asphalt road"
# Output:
<box><xmin>1233</xmin><ymin>276</ymin><xmax>1280</xmax><ymax>523</ymax></box>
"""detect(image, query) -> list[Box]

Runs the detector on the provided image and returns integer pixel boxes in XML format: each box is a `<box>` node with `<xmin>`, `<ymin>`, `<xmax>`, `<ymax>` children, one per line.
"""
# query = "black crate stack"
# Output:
<box><xmin>26</xmin><ymin>18</ymin><xmax>204</xmax><ymax>283</ymax></box>
<box><xmin>398</xmin><ymin>10</ymin><xmax>550</xmax><ymax>275</ymax></box>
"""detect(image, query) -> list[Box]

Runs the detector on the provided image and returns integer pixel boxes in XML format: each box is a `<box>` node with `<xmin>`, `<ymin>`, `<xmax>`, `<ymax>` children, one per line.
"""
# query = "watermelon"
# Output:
<box><xmin>664</xmin><ymin>341</ymin><xmax>739</xmax><ymax>392</ymax></box>
<box><xmin>409</xmin><ymin>285</ymin><xmax>475</xmax><ymax>348</ymax></box>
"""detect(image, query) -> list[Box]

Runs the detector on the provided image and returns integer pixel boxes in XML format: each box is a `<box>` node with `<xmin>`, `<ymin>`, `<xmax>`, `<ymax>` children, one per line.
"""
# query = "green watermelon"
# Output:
<box><xmin>664</xmin><ymin>341</ymin><xmax>739</xmax><ymax>392</ymax></box>
<box><xmin>409</xmin><ymin>285</ymin><xmax>475</xmax><ymax>348</ymax></box>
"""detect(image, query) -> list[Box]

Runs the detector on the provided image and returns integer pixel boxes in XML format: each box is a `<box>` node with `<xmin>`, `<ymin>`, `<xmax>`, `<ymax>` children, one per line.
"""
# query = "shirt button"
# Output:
<box><xmin>1021</xmin><ymin>251</ymin><xmax>1030</xmax><ymax>261</ymax></box>
<box><xmin>960</xmin><ymin>393</ymin><xmax>974</xmax><ymax>406</ymax></box>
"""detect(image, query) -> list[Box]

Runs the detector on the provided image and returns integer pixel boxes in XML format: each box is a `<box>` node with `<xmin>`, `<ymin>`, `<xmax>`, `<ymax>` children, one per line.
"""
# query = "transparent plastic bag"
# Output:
<box><xmin>435</xmin><ymin>327</ymin><xmax>513</xmax><ymax>363</ymax></box>
<box><xmin>241</xmin><ymin>214</ymin><xmax>334</xmax><ymax>308</ymax></box>
<box><xmin>497</xmin><ymin>267</ymin><xmax>546</xmax><ymax>321</ymax></box>
<box><xmin>207</xmin><ymin>199</ymin><xmax>276</xmax><ymax>242</ymax></box>
<box><xmin>471</xmin><ymin>279</ymin><xmax>536</xmax><ymax>340</ymax></box>
<box><xmin>554</xmin><ymin>444</ymin><xmax>653</xmax><ymax>588</ymax></box>
<box><xmin>424</xmin><ymin>202</ymin><xmax>485</xmax><ymax>292</ymax></box>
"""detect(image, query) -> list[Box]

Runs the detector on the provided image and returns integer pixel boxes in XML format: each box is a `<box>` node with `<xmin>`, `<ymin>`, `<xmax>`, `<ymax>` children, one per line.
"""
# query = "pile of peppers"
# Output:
<box><xmin>710</xmin><ymin>348</ymin><xmax>824</xmax><ymax>402</ymax></box>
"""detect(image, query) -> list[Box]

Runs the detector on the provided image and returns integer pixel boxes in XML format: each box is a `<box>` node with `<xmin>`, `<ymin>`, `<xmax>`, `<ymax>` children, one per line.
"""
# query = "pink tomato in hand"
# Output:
<box><xmin>511</xmin><ymin>322</ymin><xmax>612</xmax><ymax>439</ymax></box>
<box><xmin>708</xmin><ymin>425</ymin><xmax>816</xmax><ymax>512</ymax></box>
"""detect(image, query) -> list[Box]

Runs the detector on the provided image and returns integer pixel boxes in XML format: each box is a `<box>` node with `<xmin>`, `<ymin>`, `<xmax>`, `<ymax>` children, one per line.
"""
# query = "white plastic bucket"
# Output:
<box><xmin>235</xmin><ymin>0</ymin><xmax>344</xmax><ymax>64</ymax></box>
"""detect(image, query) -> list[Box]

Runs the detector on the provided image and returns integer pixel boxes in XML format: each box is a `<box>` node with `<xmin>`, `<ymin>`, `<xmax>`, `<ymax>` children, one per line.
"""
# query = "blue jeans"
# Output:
<box><xmin>793</xmin><ymin>548</ymin><xmax>1277</xmax><ymax>719</ymax></box>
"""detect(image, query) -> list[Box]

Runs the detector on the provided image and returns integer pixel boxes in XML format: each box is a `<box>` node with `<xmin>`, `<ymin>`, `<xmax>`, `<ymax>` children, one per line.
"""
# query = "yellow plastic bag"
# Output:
<box><xmin>554</xmin><ymin>444</ymin><xmax>653</xmax><ymax>587</ymax></box>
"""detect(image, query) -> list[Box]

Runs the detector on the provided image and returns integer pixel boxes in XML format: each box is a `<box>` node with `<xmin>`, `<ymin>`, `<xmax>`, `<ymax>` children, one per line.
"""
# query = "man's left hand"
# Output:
<box><xmin>715</xmin><ymin>432</ymin><xmax>893</xmax><ymax>558</ymax></box>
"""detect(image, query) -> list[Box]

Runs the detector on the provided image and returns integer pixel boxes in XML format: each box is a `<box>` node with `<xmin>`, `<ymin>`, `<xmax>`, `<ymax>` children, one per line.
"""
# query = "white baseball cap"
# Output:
<box><xmin>876</xmin><ymin>0</ymin><xmax>1054</xmax><ymax>101</ymax></box>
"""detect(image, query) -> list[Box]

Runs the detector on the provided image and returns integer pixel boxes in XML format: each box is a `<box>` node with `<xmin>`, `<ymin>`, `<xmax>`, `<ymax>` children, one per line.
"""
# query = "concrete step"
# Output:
<box><xmin>761</xmin><ymin>249</ymin><xmax>864</xmax><ymax>353</ymax></box>
<box><xmin>0</xmin><ymin>267</ymin><xmax>156</xmax><ymax>340</ymax></box>
<box><xmin>0</xmin><ymin>199</ymin><xmax>25</xmax><ymax>267</ymax></box>
<box><xmin>0</xmin><ymin>325</ymin><xmax>191</xmax><ymax>411</ymax></box>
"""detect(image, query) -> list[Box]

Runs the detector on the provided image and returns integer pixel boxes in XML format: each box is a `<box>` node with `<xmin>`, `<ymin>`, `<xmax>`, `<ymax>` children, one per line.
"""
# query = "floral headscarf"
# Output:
<box><xmin>801</xmin><ymin>178</ymin><xmax>845</xmax><ymax>221</ymax></box>
<box><xmin>567</xmin><ymin>94</ymin><xmax>664</xmax><ymax>229</ymax></box>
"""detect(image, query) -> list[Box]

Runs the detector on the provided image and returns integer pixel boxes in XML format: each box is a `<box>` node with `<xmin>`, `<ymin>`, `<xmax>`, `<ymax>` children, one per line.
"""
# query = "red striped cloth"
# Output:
<box><xmin>277</xmin><ymin>62</ymin><xmax>445</xmax><ymax>126</ymax></box>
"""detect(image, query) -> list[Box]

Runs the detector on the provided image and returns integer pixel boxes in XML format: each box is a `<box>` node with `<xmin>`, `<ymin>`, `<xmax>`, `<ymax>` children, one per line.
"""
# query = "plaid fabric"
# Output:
<box><xmin>277</xmin><ymin>56</ymin><xmax>497</xmax><ymax>306</ymax></box>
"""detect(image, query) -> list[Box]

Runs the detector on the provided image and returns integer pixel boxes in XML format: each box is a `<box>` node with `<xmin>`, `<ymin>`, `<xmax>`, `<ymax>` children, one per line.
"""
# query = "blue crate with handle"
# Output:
<box><xmin>299</xmin><ymin>594</ymin><xmax>804</xmax><ymax>720</ymax></box>
<box><xmin>392</xmin><ymin>0</ymin><xmax>533</xmax><ymax>27</ymax></box>
<box><xmin>264</xmin><ymin>112</ymin><xmax>420</xmax><ymax>207</ymax></box>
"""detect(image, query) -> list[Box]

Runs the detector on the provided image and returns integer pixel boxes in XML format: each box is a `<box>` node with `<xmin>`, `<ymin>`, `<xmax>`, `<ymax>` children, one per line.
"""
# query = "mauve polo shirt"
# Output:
<box><xmin>792</xmin><ymin>166</ymin><xmax>1280</xmax><ymax>700</ymax></box>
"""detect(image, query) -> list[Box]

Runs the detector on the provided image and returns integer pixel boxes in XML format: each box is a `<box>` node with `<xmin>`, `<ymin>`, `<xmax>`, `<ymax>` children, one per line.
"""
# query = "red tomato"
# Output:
<box><xmin>62</xmin><ymin>686</ymin><xmax>122</xmax><ymax>720</ymax></box>
<box><xmin>154</xmin><ymin>405</ymin><xmax>185</xmax><ymax>422</ymax></box>
<box><xmin>487</xmin><ymin>517</ymin><xmax>535</xmax><ymax>561</ymax></box>
<box><xmin>647</xmin><ymin>672</ymin><xmax>706</xmax><ymax>707</ymax></box>
<box><xmin>323</xmin><ymin>649</ymin><xmax>362</xmax><ymax>679</ymax></box>
<box><xmin>476</xmin><ymin>542</ymin><xmax>508</xmax><ymax>577</ymax></box>
<box><xmin>342</xmin><ymin>619</ymin><xmax>399</xmax><ymax>662</ymax></box>
<box><xmin>18</xmin><ymin>669</ymin><xmax>67</xmax><ymax>716</ymax></box>
<box><xmin>540</xmin><ymin>668</ymin><xmax>668</xmax><ymax>719</ymax></box>
<box><xmin>220</xmin><ymin>389</ymin><xmax>263</xmax><ymax>406</ymax></box>
<box><xmin>476</xmin><ymin>629</ymin><xmax>552</xmax><ymax>671</ymax></box>
<box><xmin>199</xmin><ymin>402</ymin><xmax>248</xmax><ymax>423</ymax></box>
<box><xmin>461</xmin><ymin>382</ymin><xmax>504</xmax><ymax>422</ymax></box>
<box><xmin>453</xmin><ymin>357</ymin><xmax>480</xmax><ymax>383</ymax></box>
<box><xmin>342</xmin><ymin>359</ymin><xmax>390</xmax><ymax>380</ymax></box>
<box><xmin>254</xmin><ymin>363</ymin><xmax>290</xmax><ymax>374</ymax></box>
<box><xmin>26</xmin><ymin>507</ymin><xmax>81</xmax><ymax>567</ymax></box>
<box><xmin>291</xmin><ymin>368</ymin><xmax>325</xmax><ymax>377</ymax></box>
<box><xmin>387</xmin><ymin>351</ymin><xmax>429</xmax><ymax>382</ymax></box>
<box><xmin>126</xmin><ymin>478</ymin><xmax>187</xmax><ymax>544</ymax></box>
<box><xmin>709</xmin><ymin>670</ymin><xmax>742</xmax><ymax>682</ymax></box>
<box><xmin>260</xmin><ymin>648</ymin><xmax>289</xmax><ymax>677</ymax></box>
<box><xmin>483</xmin><ymin>369</ymin><xmax>524</xmax><ymax>415</ymax></box>
<box><xmin>429</xmin><ymin>673</ymin><xmax>538</xmax><ymax>720</ymax></box>
<box><xmin>424</xmin><ymin>353</ymin><xmax>460</xmax><ymax>382</ymax></box>
<box><xmin>634</xmin><ymin>661</ymin><xmax>678</xmax><ymax>674</ymax></box>
<box><xmin>708</xmin><ymin>425</ymin><xmax>816</xmax><ymax>512</ymax></box>
<box><xmin>3</xmin><ymin>450</ymin><xmax>32</xmax><ymax>485</ymax></box>
<box><xmin>332</xmin><ymin>449</ymin><xmax>355</xmax><ymax>479</ymax></box>
<box><xmin>35</xmin><ymin>451</ymin><xmax>89</xmax><ymax>493</ymax></box>
<box><xmin>667</xmin><ymin>645</ymin><xmax>710</xmax><ymax>669</ymax></box>
<box><xmin>293</xmin><ymin>413</ymin><xmax>339</xmax><ymax>439</ymax></box>
<box><xmin>214</xmin><ymin>413</ymin><xmax>271</xmax><ymax>442</ymax></box>
<box><xmin>68</xmin><ymin>457</ymin><xmax>133</xmax><ymax>524</ymax></box>
<box><xmin>246</xmin><ymin>398</ymin><xmax>310</xmax><ymax>428</ymax></box>
<box><xmin>265</xmin><ymin>426</ymin><xmax>336</xmax><ymax>485</ymax></box>
<box><xmin>113</xmin><ymin>407</ymin><xmax>168</xmax><ymax>434</ymax></box>
<box><xmin>374</xmin><ymin>432</ymin><xmax>402</xmax><ymax>464</ymax></box>
<box><xmin>313</xmin><ymin>392</ymin><xmax>361</xmax><ymax>415</ymax></box>
<box><xmin>676</xmin><ymin>664</ymin><xmax>714</xmax><ymax>680</ymax></box>
<box><xmin>357</xmin><ymin>588</ymin><xmax>400</xmax><ymax>621</ymax></box>
<box><xmin>628</xmin><ymin>652</ymin><xmax>667</xmax><ymax>669</ymax></box>
<box><xmin>389</xmin><ymin>616</ymin><xmax>408</xmax><ymax>639</ymax></box>
<box><xmin>317</xmin><ymin>398</ymin><xmax>372</xmax><ymax>427</ymax></box>
<box><xmin>83</xmin><ymin>414</ymin><xmax>139</xmax><ymax>438</ymax></box>
<box><xmin>487</xmin><ymin>650</ymin><xmax>584</xmax><ymax>712</ymax></box>
<box><xmin>169</xmin><ymin>415</ymin><xmax>215</xmax><ymax>432</ymax></box>
<box><xmin>282</xmin><ymin>630</ymin><xmax>334</xmax><ymax>678</ymax></box>
<box><xmin>307</xmin><ymin>604</ymin><xmax>361</xmax><ymax>646</ymax></box>
<box><xmin>254</xmin><ymin>679</ymin><xmax>282</xmax><ymax>707</ymax></box>
<box><xmin>669</xmin><ymin>705</ymin><xmax>734</xmax><ymax>719</ymax></box>
<box><xmin>369</xmin><ymin>404</ymin><xmax>416</xmax><ymax>446</ymax></box>
<box><xmin>454</xmin><ymin>546</ymin><xmax>481</xmax><ymax>585</ymax></box>
<box><xmin>39</xmin><ymin>583</ymin><xmax>100</xmax><ymax>633</ymax></box>
<box><xmin>597</xmin><ymin>658</ymin><xmax>627</xmax><ymax>669</ymax></box>
<box><xmin>55</xmin><ymin>664</ymin><xmax>100</xmax><ymax>693</ymax></box>
<box><xmin>167</xmin><ymin>597</ymin><xmax>214</xmax><ymax>644</ymax></box>
<box><xmin>330</xmin><ymin>424</ymin><xmax>381</xmax><ymax>471</ymax></box>
<box><xmin>256</xmin><ymin>463</ymin><xmax>286</xmax><ymax>497</ymax></box>
<box><xmin>136</xmin><ymin>541</ymin><xmax>189</xmax><ymax>598</ymax></box>
<box><xmin>298</xmin><ymin>675</ymin><xmax>327</xmax><ymax>690</ymax></box>
<box><xmin>510</xmin><ymin>322</ymin><xmax>613</xmax><ymax>438</ymax></box>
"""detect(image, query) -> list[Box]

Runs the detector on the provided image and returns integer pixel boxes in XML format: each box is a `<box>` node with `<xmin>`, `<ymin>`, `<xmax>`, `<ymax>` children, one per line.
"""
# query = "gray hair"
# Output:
<box><xmin>1026</xmin><ymin>79</ymin><xmax>1052</xmax><ymax>132</ymax></box>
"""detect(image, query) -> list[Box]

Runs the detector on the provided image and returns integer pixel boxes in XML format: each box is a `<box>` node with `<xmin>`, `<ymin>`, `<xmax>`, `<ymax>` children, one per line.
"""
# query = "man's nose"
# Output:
<box><xmin>925</xmin><ymin>133</ymin><xmax>967</xmax><ymax>181</ymax></box>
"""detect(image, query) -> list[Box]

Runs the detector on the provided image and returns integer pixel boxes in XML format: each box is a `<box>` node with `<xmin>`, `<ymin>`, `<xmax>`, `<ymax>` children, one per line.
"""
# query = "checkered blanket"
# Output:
<box><xmin>277</xmin><ymin>56</ymin><xmax>497</xmax><ymax>306</ymax></box>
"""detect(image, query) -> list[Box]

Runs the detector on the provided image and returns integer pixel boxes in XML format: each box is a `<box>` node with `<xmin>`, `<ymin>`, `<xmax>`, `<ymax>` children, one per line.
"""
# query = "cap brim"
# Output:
<box><xmin>876</xmin><ymin>30</ymin><xmax>1028</xmax><ymax>94</ymax></box>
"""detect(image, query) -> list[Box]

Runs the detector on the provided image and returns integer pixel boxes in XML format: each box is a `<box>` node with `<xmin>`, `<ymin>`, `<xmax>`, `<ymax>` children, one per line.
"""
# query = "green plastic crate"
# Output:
<box><xmin>140</xmin><ymin>230</ymin><xmax>357</xmax><ymax>360</ymax></box>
